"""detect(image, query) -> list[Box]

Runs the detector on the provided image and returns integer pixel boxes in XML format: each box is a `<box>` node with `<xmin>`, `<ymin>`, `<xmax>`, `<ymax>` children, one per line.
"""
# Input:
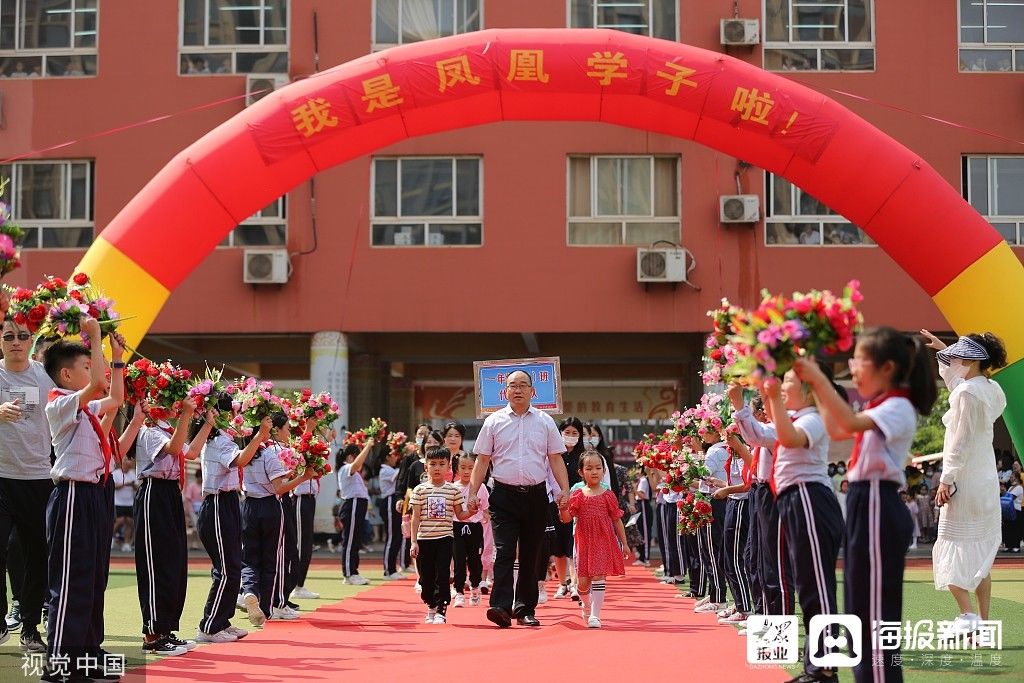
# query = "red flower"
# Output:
<box><xmin>146</xmin><ymin>366</ymin><xmax>160</xmax><ymax>377</ymax></box>
<box><xmin>135</xmin><ymin>359</ymin><xmax>151</xmax><ymax>370</ymax></box>
<box><xmin>72</xmin><ymin>273</ymin><xmax>89</xmax><ymax>286</ymax></box>
<box><xmin>13</xmin><ymin>312</ymin><xmax>27</xmax><ymax>325</ymax></box>
<box><xmin>27</xmin><ymin>304</ymin><xmax>46</xmax><ymax>323</ymax></box>
<box><xmin>155</xmin><ymin>376</ymin><xmax>169</xmax><ymax>389</ymax></box>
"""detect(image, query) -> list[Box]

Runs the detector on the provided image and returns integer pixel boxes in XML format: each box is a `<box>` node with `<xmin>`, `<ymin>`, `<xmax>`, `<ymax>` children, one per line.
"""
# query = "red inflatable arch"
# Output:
<box><xmin>76</xmin><ymin>28</ymin><xmax>1024</xmax><ymax>449</ymax></box>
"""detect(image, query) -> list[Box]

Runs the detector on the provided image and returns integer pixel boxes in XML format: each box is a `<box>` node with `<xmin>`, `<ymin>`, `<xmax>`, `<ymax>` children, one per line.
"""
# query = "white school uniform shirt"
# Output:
<box><xmin>294</xmin><ymin>476</ymin><xmax>320</xmax><ymax>496</ymax></box>
<box><xmin>46</xmin><ymin>389</ymin><xmax>107</xmax><ymax>484</ymax></box>
<box><xmin>699</xmin><ymin>443</ymin><xmax>730</xmax><ymax>494</ymax></box>
<box><xmin>112</xmin><ymin>467</ymin><xmax>138</xmax><ymax>506</ymax></box>
<box><xmin>0</xmin><ymin>359</ymin><xmax>55</xmax><ymax>479</ymax></box>
<box><xmin>201</xmin><ymin>431</ymin><xmax>242</xmax><ymax>496</ymax></box>
<box><xmin>243</xmin><ymin>442</ymin><xmax>289</xmax><ymax>498</ymax></box>
<box><xmin>338</xmin><ymin>462</ymin><xmax>369</xmax><ymax>500</ymax></box>
<box><xmin>725</xmin><ymin>452</ymin><xmax>749</xmax><ymax>500</ymax></box>
<box><xmin>846</xmin><ymin>396</ymin><xmax>917</xmax><ymax>486</ymax></box>
<box><xmin>474</xmin><ymin>404</ymin><xmax>564</xmax><ymax>486</ymax></box>
<box><xmin>637</xmin><ymin>476</ymin><xmax>651</xmax><ymax>500</ymax></box>
<box><xmin>378</xmin><ymin>463</ymin><xmax>399</xmax><ymax>497</ymax></box>
<box><xmin>735</xmin><ymin>405</ymin><xmax>831</xmax><ymax>493</ymax></box>
<box><xmin>136</xmin><ymin>423</ymin><xmax>187</xmax><ymax>481</ymax></box>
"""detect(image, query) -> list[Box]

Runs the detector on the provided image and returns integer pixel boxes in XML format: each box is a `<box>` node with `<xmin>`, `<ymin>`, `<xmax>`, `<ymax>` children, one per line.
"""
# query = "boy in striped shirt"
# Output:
<box><xmin>410</xmin><ymin>447</ymin><xmax>473</xmax><ymax>625</ymax></box>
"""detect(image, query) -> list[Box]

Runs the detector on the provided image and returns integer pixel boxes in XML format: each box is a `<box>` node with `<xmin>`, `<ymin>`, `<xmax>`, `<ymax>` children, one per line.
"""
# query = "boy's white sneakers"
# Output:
<box><xmin>344</xmin><ymin>574</ymin><xmax>370</xmax><ymax>586</ymax></box>
<box><xmin>242</xmin><ymin>594</ymin><xmax>266</xmax><ymax>627</ymax></box>
<box><xmin>272</xmin><ymin>606</ymin><xmax>300</xmax><ymax>620</ymax></box>
<box><xmin>469</xmin><ymin>588</ymin><xmax>481</xmax><ymax>606</ymax></box>
<box><xmin>225</xmin><ymin>625</ymin><xmax>248</xmax><ymax>639</ymax></box>
<box><xmin>425</xmin><ymin>608</ymin><xmax>437</xmax><ymax>624</ymax></box>
<box><xmin>382</xmin><ymin>572</ymin><xmax>405</xmax><ymax>581</ymax></box>
<box><xmin>695</xmin><ymin>602</ymin><xmax>727</xmax><ymax>614</ymax></box>
<box><xmin>432</xmin><ymin>612</ymin><xmax>447</xmax><ymax>624</ymax></box>
<box><xmin>195</xmin><ymin>629</ymin><xmax>237</xmax><ymax>643</ymax></box>
<box><xmin>291</xmin><ymin>586</ymin><xmax>319</xmax><ymax>599</ymax></box>
<box><xmin>587</xmin><ymin>616</ymin><xmax>601</xmax><ymax>629</ymax></box>
<box><xmin>452</xmin><ymin>593</ymin><xmax>465</xmax><ymax>608</ymax></box>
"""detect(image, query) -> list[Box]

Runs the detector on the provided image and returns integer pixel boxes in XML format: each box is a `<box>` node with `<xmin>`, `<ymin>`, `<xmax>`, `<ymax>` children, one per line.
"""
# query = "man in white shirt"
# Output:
<box><xmin>469</xmin><ymin>371</ymin><xmax>569</xmax><ymax>628</ymax></box>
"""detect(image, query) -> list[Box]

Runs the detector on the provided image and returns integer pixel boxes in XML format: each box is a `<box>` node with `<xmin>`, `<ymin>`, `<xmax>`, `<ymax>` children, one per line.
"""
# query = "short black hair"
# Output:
<box><xmin>505</xmin><ymin>370</ymin><xmax>532</xmax><ymax>386</ymax></box>
<box><xmin>425</xmin><ymin>446</ymin><xmax>451</xmax><ymax>463</ymax></box>
<box><xmin>442</xmin><ymin>421</ymin><xmax>466</xmax><ymax>439</ymax></box>
<box><xmin>43</xmin><ymin>340</ymin><xmax>90</xmax><ymax>387</ymax></box>
<box><xmin>270</xmin><ymin>410</ymin><xmax>289</xmax><ymax>430</ymax></box>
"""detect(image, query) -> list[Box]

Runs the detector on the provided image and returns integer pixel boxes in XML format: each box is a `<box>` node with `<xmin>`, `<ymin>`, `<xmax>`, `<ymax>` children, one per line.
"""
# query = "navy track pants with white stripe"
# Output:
<box><xmin>241</xmin><ymin>495</ymin><xmax>284</xmax><ymax>619</ymax></box>
<box><xmin>743</xmin><ymin>485</ymin><xmax>764</xmax><ymax>614</ymax></box>
<box><xmin>134</xmin><ymin>478</ymin><xmax>187</xmax><ymax>636</ymax></box>
<box><xmin>657</xmin><ymin>502</ymin><xmax>684</xmax><ymax>577</ymax></box>
<box><xmin>846</xmin><ymin>481</ymin><xmax>913</xmax><ymax>683</ymax></box>
<box><xmin>777</xmin><ymin>482</ymin><xmax>844</xmax><ymax>677</ymax></box>
<box><xmin>724</xmin><ymin>497</ymin><xmax>754</xmax><ymax>613</ymax></box>
<box><xmin>280</xmin><ymin>495</ymin><xmax>299</xmax><ymax>605</ymax></box>
<box><xmin>295</xmin><ymin>494</ymin><xmax>316</xmax><ymax>586</ymax></box>
<box><xmin>378</xmin><ymin>494</ymin><xmax>402</xmax><ymax>576</ymax></box>
<box><xmin>636</xmin><ymin>499</ymin><xmax>652</xmax><ymax>562</ymax></box>
<box><xmin>339</xmin><ymin>498</ymin><xmax>368</xmax><ymax>578</ymax></box>
<box><xmin>45</xmin><ymin>480</ymin><xmax>109</xmax><ymax>660</ymax></box>
<box><xmin>198</xmin><ymin>491</ymin><xmax>242</xmax><ymax>635</ymax></box>
<box><xmin>698</xmin><ymin>498</ymin><xmax>728</xmax><ymax>603</ymax></box>
<box><xmin>753</xmin><ymin>482</ymin><xmax>794</xmax><ymax>615</ymax></box>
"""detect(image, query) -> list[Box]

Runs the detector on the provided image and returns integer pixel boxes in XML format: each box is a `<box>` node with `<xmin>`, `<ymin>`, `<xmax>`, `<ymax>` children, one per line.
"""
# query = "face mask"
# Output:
<box><xmin>837</xmin><ymin>466</ymin><xmax>846</xmax><ymax>474</ymax></box>
<box><xmin>584</xmin><ymin>436</ymin><xmax>600</xmax><ymax>448</ymax></box>
<box><xmin>562</xmin><ymin>435</ymin><xmax>579</xmax><ymax>448</ymax></box>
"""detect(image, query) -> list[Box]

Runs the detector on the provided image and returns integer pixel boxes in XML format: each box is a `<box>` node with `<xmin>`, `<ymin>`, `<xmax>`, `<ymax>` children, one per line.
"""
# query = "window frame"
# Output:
<box><xmin>370</xmin><ymin>155</ymin><xmax>484</xmax><ymax>248</ymax></box>
<box><xmin>963</xmin><ymin>154</ymin><xmax>1024</xmax><ymax>246</ymax></box>
<box><xmin>763</xmin><ymin>172</ymin><xmax>874</xmax><ymax>247</ymax></box>
<box><xmin>566</xmin><ymin>0</ymin><xmax>679</xmax><ymax>42</ymax></box>
<box><xmin>0</xmin><ymin>0</ymin><xmax>99</xmax><ymax>78</ymax></box>
<box><xmin>566</xmin><ymin>154</ymin><xmax>681</xmax><ymax>247</ymax></box>
<box><xmin>218</xmin><ymin>195</ymin><xmax>288</xmax><ymax>248</ymax></box>
<box><xmin>371</xmin><ymin>0</ymin><xmax>484</xmax><ymax>52</ymax></box>
<box><xmin>0</xmin><ymin>159</ymin><xmax>95</xmax><ymax>250</ymax></box>
<box><xmin>179</xmin><ymin>0</ymin><xmax>290</xmax><ymax>76</ymax></box>
<box><xmin>762</xmin><ymin>0</ymin><xmax>876</xmax><ymax>73</ymax></box>
<box><xmin>957</xmin><ymin>0</ymin><xmax>1024</xmax><ymax>72</ymax></box>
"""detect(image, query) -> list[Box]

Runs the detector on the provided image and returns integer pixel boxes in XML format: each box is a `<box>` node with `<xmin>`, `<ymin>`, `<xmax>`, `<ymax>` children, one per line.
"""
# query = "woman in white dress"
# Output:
<box><xmin>921</xmin><ymin>331</ymin><xmax>1008</xmax><ymax>635</ymax></box>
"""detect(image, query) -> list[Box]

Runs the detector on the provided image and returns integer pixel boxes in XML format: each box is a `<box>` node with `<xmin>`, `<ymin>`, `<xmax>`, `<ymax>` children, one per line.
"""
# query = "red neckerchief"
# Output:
<box><xmin>50</xmin><ymin>388</ymin><xmax>111</xmax><ymax>484</ymax></box>
<box><xmin>744</xmin><ymin>447</ymin><xmax>760</xmax><ymax>487</ymax></box>
<box><xmin>849</xmin><ymin>389</ymin><xmax>911</xmax><ymax>472</ymax></box>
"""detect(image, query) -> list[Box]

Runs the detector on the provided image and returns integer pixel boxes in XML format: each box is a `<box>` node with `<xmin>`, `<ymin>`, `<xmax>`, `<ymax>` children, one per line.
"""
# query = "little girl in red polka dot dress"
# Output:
<box><xmin>559</xmin><ymin>452</ymin><xmax>629</xmax><ymax>628</ymax></box>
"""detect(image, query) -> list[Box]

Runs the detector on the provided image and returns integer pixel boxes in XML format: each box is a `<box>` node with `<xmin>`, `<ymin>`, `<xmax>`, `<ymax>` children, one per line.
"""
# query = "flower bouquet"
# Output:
<box><xmin>277</xmin><ymin>446</ymin><xmax>303</xmax><ymax>477</ymax></box>
<box><xmin>0</xmin><ymin>184</ymin><xmax>25</xmax><ymax>278</ymax></box>
<box><xmin>703</xmin><ymin>299</ymin><xmax>741</xmax><ymax>386</ymax></box>
<box><xmin>386</xmin><ymin>431</ymin><xmax>408</xmax><ymax>460</ymax></box>
<box><xmin>233</xmin><ymin>376</ymin><xmax>284</xmax><ymax>430</ymax></box>
<box><xmin>677</xmin><ymin>491</ymin><xmax>714</xmax><ymax>534</ymax></box>
<box><xmin>124</xmin><ymin>359</ymin><xmax>192</xmax><ymax>422</ymax></box>
<box><xmin>292</xmin><ymin>431</ymin><xmax>332</xmax><ymax>477</ymax></box>
<box><xmin>291</xmin><ymin>389</ymin><xmax>340</xmax><ymax>431</ymax></box>
<box><xmin>343</xmin><ymin>417</ymin><xmax>388</xmax><ymax>447</ymax></box>
<box><xmin>659</xmin><ymin>445</ymin><xmax>710</xmax><ymax>495</ymax></box>
<box><xmin>7</xmin><ymin>276</ymin><xmax>67</xmax><ymax>334</ymax></box>
<box><xmin>36</xmin><ymin>273</ymin><xmax>120</xmax><ymax>343</ymax></box>
<box><xmin>188</xmin><ymin>368</ymin><xmax>247</xmax><ymax>437</ymax></box>
<box><xmin>633</xmin><ymin>431</ymin><xmax>675</xmax><ymax>472</ymax></box>
<box><xmin>726</xmin><ymin>280</ymin><xmax>863</xmax><ymax>382</ymax></box>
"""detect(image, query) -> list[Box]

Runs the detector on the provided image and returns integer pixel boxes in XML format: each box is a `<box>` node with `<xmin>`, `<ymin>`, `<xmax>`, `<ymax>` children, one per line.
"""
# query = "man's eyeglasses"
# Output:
<box><xmin>2</xmin><ymin>333</ymin><xmax>31</xmax><ymax>342</ymax></box>
<box><xmin>506</xmin><ymin>383</ymin><xmax>531</xmax><ymax>390</ymax></box>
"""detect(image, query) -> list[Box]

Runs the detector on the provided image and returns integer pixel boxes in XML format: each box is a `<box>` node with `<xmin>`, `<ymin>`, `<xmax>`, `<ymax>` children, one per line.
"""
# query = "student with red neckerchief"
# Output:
<box><xmin>796</xmin><ymin>328</ymin><xmax>936</xmax><ymax>683</ymax></box>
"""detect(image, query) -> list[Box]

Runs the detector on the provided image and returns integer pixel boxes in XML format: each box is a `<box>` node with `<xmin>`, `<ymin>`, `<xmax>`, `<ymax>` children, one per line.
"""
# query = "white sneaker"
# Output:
<box><xmin>425</xmin><ymin>608</ymin><xmax>437</xmax><ymax>624</ymax></box>
<box><xmin>719</xmin><ymin>611</ymin><xmax>748</xmax><ymax>625</ymax></box>
<box><xmin>452</xmin><ymin>593</ymin><xmax>465</xmax><ymax>608</ymax></box>
<box><xmin>537</xmin><ymin>584</ymin><xmax>548</xmax><ymax>604</ymax></box>
<box><xmin>242</xmin><ymin>594</ymin><xmax>266</xmax><ymax>627</ymax></box>
<box><xmin>695</xmin><ymin>601</ymin><xmax>727</xmax><ymax>614</ymax></box>
<box><xmin>587</xmin><ymin>616</ymin><xmax>602</xmax><ymax>629</ymax></box>
<box><xmin>414</xmin><ymin>582</ymin><xmax>422</xmax><ymax>594</ymax></box>
<box><xmin>948</xmin><ymin>612</ymin><xmax>980</xmax><ymax>639</ymax></box>
<box><xmin>121</xmin><ymin>543</ymin><xmax>132</xmax><ymax>552</ymax></box>
<box><xmin>717</xmin><ymin>605</ymin><xmax>736</xmax><ymax>619</ymax></box>
<box><xmin>271</xmin><ymin>606</ymin><xmax>299</xmax><ymax>620</ymax></box>
<box><xmin>478</xmin><ymin>579</ymin><xmax>491</xmax><ymax>590</ymax></box>
<box><xmin>236</xmin><ymin>593</ymin><xmax>246</xmax><ymax>609</ymax></box>
<box><xmin>195</xmin><ymin>629</ymin><xmax>237</xmax><ymax>643</ymax></box>
<box><xmin>432</xmin><ymin>612</ymin><xmax>447</xmax><ymax>624</ymax></box>
<box><xmin>553</xmin><ymin>584</ymin><xmax>568</xmax><ymax>599</ymax></box>
<box><xmin>570</xmin><ymin>587</ymin><xmax>580</xmax><ymax>602</ymax></box>
<box><xmin>382</xmin><ymin>572</ymin><xmax>405</xmax><ymax>581</ymax></box>
<box><xmin>291</xmin><ymin>586</ymin><xmax>319</xmax><ymax>599</ymax></box>
<box><xmin>344</xmin><ymin>574</ymin><xmax>370</xmax><ymax>586</ymax></box>
<box><xmin>469</xmin><ymin>588</ymin><xmax>481</xmax><ymax>606</ymax></box>
<box><xmin>225</xmin><ymin>625</ymin><xmax>248</xmax><ymax>639</ymax></box>
<box><xmin>694</xmin><ymin>596</ymin><xmax>711</xmax><ymax>609</ymax></box>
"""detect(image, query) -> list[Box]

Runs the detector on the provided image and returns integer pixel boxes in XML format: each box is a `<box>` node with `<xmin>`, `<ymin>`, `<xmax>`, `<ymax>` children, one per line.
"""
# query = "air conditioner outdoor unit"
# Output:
<box><xmin>720</xmin><ymin>18</ymin><xmax>760</xmax><ymax>46</ymax></box>
<box><xmin>246</xmin><ymin>73</ymin><xmax>289</xmax><ymax>106</ymax></box>
<box><xmin>637</xmin><ymin>247</ymin><xmax>689</xmax><ymax>283</ymax></box>
<box><xmin>243</xmin><ymin>248</ymin><xmax>290</xmax><ymax>284</ymax></box>
<box><xmin>720</xmin><ymin>194</ymin><xmax>761</xmax><ymax>223</ymax></box>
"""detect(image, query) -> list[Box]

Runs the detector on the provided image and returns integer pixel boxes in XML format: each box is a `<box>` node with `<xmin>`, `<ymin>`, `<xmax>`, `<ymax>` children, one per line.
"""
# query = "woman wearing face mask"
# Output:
<box><xmin>921</xmin><ymin>330</ymin><xmax>1008</xmax><ymax>637</ymax></box>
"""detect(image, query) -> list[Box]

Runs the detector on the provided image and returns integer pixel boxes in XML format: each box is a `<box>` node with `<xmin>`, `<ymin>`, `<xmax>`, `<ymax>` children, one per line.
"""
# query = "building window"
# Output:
<box><xmin>959</xmin><ymin>0</ymin><xmax>1024</xmax><ymax>71</ymax></box>
<box><xmin>0</xmin><ymin>160</ymin><xmax>93</xmax><ymax>249</ymax></box>
<box><xmin>568</xmin><ymin>0</ymin><xmax>677</xmax><ymax>41</ymax></box>
<box><xmin>373</xmin><ymin>0</ymin><xmax>481</xmax><ymax>51</ymax></box>
<box><xmin>220</xmin><ymin>196</ymin><xmax>287</xmax><ymax>247</ymax></box>
<box><xmin>0</xmin><ymin>0</ymin><xmax>98</xmax><ymax>78</ymax></box>
<box><xmin>763</xmin><ymin>0</ymin><xmax>874</xmax><ymax>72</ymax></box>
<box><xmin>765</xmin><ymin>173</ymin><xmax>872</xmax><ymax>246</ymax></box>
<box><xmin>372</xmin><ymin>157</ymin><xmax>482</xmax><ymax>247</ymax></box>
<box><xmin>964</xmin><ymin>156</ymin><xmax>1024</xmax><ymax>245</ymax></box>
<box><xmin>180</xmin><ymin>0</ymin><xmax>288</xmax><ymax>75</ymax></box>
<box><xmin>568</xmin><ymin>156</ymin><xmax>679</xmax><ymax>246</ymax></box>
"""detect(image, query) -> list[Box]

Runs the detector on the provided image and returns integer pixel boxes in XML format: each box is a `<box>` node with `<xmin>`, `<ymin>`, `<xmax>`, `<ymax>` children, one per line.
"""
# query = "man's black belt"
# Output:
<box><xmin>493</xmin><ymin>480</ymin><xmax>545</xmax><ymax>494</ymax></box>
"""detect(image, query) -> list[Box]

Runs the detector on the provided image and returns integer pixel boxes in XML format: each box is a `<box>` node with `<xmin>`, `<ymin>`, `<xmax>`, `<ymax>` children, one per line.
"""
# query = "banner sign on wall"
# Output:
<box><xmin>473</xmin><ymin>356</ymin><xmax>562</xmax><ymax>418</ymax></box>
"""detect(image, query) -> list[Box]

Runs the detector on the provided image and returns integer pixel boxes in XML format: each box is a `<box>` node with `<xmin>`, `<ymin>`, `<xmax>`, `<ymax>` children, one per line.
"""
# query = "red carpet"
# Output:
<box><xmin>122</xmin><ymin>566</ymin><xmax>785</xmax><ymax>682</ymax></box>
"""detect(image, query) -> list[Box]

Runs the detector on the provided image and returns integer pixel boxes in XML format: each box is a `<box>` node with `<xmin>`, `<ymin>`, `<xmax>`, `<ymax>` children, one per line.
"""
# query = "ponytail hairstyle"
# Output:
<box><xmin>856</xmin><ymin>327</ymin><xmax>937</xmax><ymax>416</ymax></box>
<box><xmin>966</xmin><ymin>332</ymin><xmax>1007</xmax><ymax>374</ymax></box>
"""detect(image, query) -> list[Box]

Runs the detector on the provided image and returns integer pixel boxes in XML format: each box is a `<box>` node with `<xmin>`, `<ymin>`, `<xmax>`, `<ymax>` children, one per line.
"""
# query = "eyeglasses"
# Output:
<box><xmin>2</xmin><ymin>333</ymin><xmax>31</xmax><ymax>342</ymax></box>
<box><xmin>506</xmin><ymin>383</ymin><xmax>531</xmax><ymax>390</ymax></box>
